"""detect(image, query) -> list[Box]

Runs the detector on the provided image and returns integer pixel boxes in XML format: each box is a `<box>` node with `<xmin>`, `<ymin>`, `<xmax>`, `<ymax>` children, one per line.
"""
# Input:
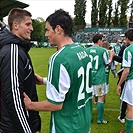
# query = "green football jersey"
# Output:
<box><xmin>113</xmin><ymin>44</ymin><xmax>121</xmax><ymax>56</ymax></box>
<box><xmin>46</xmin><ymin>43</ymin><xmax>93</xmax><ymax>133</ymax></box>
<box><xmin>122</xmin><ymin>44</ymin><xmax>133</xmax><ymax>80</ymax></box>
<box><xmin>86</xmin><ymin>46</ymin><xmax>110</xmax><ymax>85</ymax></box>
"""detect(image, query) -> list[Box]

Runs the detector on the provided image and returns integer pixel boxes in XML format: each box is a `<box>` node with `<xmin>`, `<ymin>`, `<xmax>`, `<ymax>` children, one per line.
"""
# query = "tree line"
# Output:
<box><xmin>31</xmin><ymin>0</ymin><xmax>133</xmax><ymax>43</ymax></box>
<box><xmin>74</xmin><ymin>0</ymin><xmax>133</xmax><ymax>28</ymax></box>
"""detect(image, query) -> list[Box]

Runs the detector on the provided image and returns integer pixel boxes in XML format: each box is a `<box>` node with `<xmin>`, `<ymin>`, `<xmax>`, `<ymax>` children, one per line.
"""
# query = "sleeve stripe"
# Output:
<box><xmin>48</xmin><ymin>47</ymin><xmax>65</xmax><ymax>82</ymax></box>
<box><xmin>10</xmin><ymin>44</ymin><xmax>32</xmax><ymax>133</ymax></box>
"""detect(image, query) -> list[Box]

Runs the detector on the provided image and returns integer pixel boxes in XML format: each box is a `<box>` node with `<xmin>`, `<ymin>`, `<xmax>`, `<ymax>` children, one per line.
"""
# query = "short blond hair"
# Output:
<box><xmin>102</xmin><ymin>41</ymin><xmax>110</xmax><ymax>50</ymax></box>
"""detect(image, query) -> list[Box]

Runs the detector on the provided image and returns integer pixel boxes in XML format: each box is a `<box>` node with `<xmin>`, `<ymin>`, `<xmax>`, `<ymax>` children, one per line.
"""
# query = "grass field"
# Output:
<box><xmin>29</xmin><ymin>48</ymin><xmax>126</xmax><ymax>133</ymax></box>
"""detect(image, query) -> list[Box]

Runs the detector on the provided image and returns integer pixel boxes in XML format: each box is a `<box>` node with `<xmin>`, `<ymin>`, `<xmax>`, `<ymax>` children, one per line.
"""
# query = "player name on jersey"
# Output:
<box><xmin>77</xmin><ymin>50</ymin><xmax>88</xmax><ymax>60</ymax></box>
<box><xmin>90</xmin><ymin>49</ymin><xmax>96</xmax><ymax>53</ymax></box>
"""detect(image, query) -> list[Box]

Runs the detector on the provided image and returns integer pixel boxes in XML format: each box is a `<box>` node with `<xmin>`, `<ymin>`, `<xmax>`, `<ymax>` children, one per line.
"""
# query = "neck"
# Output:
<box><xmin>130</xmin><ymin>41</ymin><xmax>133</xmax><ymax>45</ymax></box>
<box><xmin>93</xmin><ymin>43</ymin><xmax>99</xmax><ymax>46</ymax></box>
<box><xmin>57</xmin><ymin>37</ymin><xmax>73</xmax><ymax>50</ymax></box>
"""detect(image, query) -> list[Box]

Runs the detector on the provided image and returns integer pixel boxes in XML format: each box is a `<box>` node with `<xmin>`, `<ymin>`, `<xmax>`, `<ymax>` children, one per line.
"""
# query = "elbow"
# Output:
<box><xmin>123</xmin><ymin>68</ymin><xmax>130</xmax><ymax>75</ymax></box>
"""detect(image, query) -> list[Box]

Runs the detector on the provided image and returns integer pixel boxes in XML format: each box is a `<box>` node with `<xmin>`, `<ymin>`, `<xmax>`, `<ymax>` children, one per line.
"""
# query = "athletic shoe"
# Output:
<box><xmin>97</xmin><ymin>119</ymin><xmax>109</xmax><ymax>124</ymax></box>
<box><xmin>118</xmin><ymin>130</ymin><xmax>126</xmax><ymax>133</ymax></box>
<box><xmin>118</xmin><ymin>116</ymin><xmax>125</xmax><ymax>123</ymax></box>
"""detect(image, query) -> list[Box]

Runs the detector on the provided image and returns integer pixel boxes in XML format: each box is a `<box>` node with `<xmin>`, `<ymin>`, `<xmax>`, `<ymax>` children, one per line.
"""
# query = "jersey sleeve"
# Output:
<box><xmin>103</xmin><ymin>49</ymin><xmax>110</xmax><ymax>65</ymax></box>
<box><xmin>122</xmin><ymin>48</ymin><xmax>132</xmax><ymax>68</ymax></box>
<box><xmin>46</xmin><ymin>56</ymin><xmax>70</xmax><ymax>104</ymax></box>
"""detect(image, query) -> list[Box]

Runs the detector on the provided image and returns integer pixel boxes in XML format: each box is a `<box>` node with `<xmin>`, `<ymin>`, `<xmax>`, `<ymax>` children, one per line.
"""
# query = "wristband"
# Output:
<box><xmin>43</xmin><ymin>77</ymin><xmax>47</xmax><ymax>84</ymax></box>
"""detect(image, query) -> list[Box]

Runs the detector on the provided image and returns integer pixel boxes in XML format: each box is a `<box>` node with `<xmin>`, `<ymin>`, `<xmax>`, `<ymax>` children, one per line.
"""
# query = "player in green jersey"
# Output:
<box><xmin>24</xmin><ymin>9</ymin><xmax>93</xmax><ymax>133</ymax></box>
<box><xmin>117</xmin><ymin>29</ymin><xmax>133</xmax><ymax>133</ymax></box>
<box><xmin>112</xmin><ymin>39</ymin><xmax>122</xmax><ymax>75</ymax></box>
<box><xmin>86</xmin><ymin>34</ymin><xmax>114</xmax><ymax>124</ymax></box>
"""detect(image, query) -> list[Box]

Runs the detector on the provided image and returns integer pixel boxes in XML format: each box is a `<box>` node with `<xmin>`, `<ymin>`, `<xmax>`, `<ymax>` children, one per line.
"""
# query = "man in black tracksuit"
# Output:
<box><xmin>0</xmin><ymin>8</ymin><xmax>41</xmax><ymax>133</ymax></box>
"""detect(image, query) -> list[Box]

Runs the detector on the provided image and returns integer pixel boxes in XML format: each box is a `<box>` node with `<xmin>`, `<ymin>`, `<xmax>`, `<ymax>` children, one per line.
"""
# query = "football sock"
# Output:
<box><xmin>97</xmin><ymin>102</ymin><xmax>104</xmax><ymax>121</ymax></box>
<box><xmin>126</xmin><ymin>117</ymin><xmax>133</xmax><ymax>133</ymax></box>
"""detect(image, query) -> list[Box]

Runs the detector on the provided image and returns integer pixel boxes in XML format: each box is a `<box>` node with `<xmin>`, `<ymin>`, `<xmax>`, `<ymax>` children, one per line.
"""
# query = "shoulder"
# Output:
<box><xmin>125</xmin><ymin>44</ymin><xmax>132</xmax><ymax>51</ymax></box>
<box><xmin>0</xmin><ymin>44</ymin><xmax>19</xmax><ymax>63</ymax></box>
<box><xmin>97</xmin><ymin>46</ymin><xmax>107</xmax><ymax>53</ymax></box>
<box><xmin>0</xmin><ymin>44</ymin><xmax>12</xmax><ymax>57</ymax></box>
<box><xmin>0</xmin><ymin>43</ymin><xmax>27</xmax><ymax>59</ymax></box>
<box><xmin>49</xmin><ymin>49</ymin><xmax>65</xmax><ymax>65</ymax></box>
<box><xmin>124</xmin><ymin>45</ymin><xmax>133</xmax><ymax>55</ymax></box>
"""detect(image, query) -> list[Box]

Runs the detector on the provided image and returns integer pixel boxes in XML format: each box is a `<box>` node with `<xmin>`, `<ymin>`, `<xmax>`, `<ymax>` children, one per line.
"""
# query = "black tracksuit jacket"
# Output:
<box><xmin>0</xmin><ymin>28</ymin><xmax>41</xmax><ymax>133</ymax></box>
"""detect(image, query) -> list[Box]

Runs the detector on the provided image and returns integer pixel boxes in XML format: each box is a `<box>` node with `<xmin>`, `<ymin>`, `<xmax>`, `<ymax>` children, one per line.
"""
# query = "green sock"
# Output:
<box><xmin>97</xmin><ymin>102</ymin><xmax>104</xmax><ymax>121</ymax></box>
<box><xmin>126</xmin><ymin>118</ymin><xmax>133</xmax><ymax>133</ymax></box>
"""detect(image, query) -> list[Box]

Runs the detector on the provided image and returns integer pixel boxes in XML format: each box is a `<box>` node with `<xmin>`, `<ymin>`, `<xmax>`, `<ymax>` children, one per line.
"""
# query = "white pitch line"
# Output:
<box><xmin>93</xmin><ymin>108</ymin><xmax>119</xmax><ymax>112</ymax></box>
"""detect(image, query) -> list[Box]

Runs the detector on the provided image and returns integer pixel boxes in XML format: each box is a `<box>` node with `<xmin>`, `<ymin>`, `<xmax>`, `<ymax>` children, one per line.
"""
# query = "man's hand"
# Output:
<box><xmin>35</xmin><ymin>74</ymin><xmax>47</xmax><ymax>85</ymax></box>
<box><xmin>116</xmin><ymin>84</ymin><xmax>121</xmax><ymax>95</ymax></box>
<box><xmin>23</xmin><ymin>92</ymin><xmax>31</xmax><ymax>110</ymax></box>
<box><xmin>35</xmin><ymin>74</ymin><xmax>43</xmax><ymax>85</ymax></box>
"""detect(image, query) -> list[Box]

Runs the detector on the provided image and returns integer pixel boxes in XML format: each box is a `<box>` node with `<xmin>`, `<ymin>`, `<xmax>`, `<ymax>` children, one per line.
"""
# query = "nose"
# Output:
<box><xmin>30</xmin><ymin>25</ymin><xmax>33</xmax><ymax>32</ymax></box>
<box><xmin>29</xmin><ymin>24</ymin><xmax>33</xmax><ymax>32</ymax></box>
<box><xmin>45</xmin><ymin>31</ymin><xmax>48</xmax><ymax>37</ymax></box>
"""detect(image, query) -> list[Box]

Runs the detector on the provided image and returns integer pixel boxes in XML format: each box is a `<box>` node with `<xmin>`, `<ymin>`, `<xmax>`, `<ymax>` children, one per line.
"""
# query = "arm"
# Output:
<box><xmin>108</xmin><ymin>50</ymin><xmax>115</xmax><ymax>64</ymax></box>
<box><xmin>113</xmin><ymin>55</ymin><xmax>122</xmax><ymax>63</ymax></box>
<box><xmin>116</xmin><ymin>68</ymin><xmax>129</xmax><ymax>95</ymax></box>
<box><xmin>24</xmin><ymin>93</ymin><xmax>63</xmax><ymax>111</ymax></box>
<box><xmin>35</xmin><ymin>73</ymin><xmax>47</xmax><ymax>85</ymax></box>
<box><xmin>104</xmin><ymin>50</ymin><xmax>115</xmax><ymax>66</ymax></box>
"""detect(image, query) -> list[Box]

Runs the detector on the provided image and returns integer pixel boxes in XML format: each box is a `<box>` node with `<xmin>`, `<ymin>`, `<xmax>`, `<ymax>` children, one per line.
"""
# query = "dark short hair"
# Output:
<box><xmin>8</xmin><ymin>8</ymin><xmax>32</xmax><ymax>31</ymax></box>
<box><xmin>125</xmin><ymin>28</ymin><xmax>133</xmax><ymax>41</ymax></box>
<box><xmin>46</xmin><ymin>9</ymin><xmax>73</xmax><ymax>37</ymax></box>
<box><xmin>92</xmin><ymin>34</ymin><xmax>103</xmax><ymax>43</ymax></box>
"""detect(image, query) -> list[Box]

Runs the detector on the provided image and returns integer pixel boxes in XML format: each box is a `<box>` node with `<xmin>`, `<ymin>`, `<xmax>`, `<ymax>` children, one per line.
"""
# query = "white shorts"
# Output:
<box><xmin>105</xmin><ymin>83</ymin><xmax>109</xmax><ymax>94</ymax></box>
<box><xmin>120</xmin><ymin>79</ymin><xmax>133</xmax><ymax>106</ymax></box>
<box><xmin>93</xmin><ymin>83</ymin><xmax>106</xmax><ymax>97</ymax></box>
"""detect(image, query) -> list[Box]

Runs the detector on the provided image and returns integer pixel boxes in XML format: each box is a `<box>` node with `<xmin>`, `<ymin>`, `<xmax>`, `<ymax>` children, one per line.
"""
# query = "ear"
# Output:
<box><xmin>97</xmin><ymin>39</ymin><xmax>101</xmax><ymax>43</ymax></box>
<box><xmin>13</xmin><ymin>22</ymin><xmax>18</xmax><ymax>30</ymax></box>
<box><xmin>55</xmin><ymin>25</ymin><xmax>63</xmax><ymax>34</ymax></box>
